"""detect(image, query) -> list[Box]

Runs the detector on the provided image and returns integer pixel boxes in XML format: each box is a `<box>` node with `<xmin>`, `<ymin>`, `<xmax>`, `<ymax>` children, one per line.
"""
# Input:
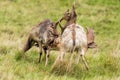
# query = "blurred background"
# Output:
<box><xmin>0</xmin><ymin>0</ymin><xmax>120</xmax><ymax>80</ymax></box>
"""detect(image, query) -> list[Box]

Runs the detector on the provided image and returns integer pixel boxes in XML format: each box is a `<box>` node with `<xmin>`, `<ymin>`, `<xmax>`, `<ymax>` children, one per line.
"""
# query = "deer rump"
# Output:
<box><xmin>61</xmin><ymin>23</ymin><xmax>87</xmax><ymax>51</ymax></box>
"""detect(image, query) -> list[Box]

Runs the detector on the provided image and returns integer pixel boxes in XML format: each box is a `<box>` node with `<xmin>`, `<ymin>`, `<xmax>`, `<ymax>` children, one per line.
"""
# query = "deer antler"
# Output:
<box><xmin>54</xmin><ymin>17</ymin><xmax>64</xmax><ymax>29</ymax></box>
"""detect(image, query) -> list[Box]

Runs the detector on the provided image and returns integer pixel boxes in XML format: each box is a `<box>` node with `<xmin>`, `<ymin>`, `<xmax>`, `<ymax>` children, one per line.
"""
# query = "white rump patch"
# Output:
<box><xmin>62</xmin><ymin>24</ymin><xmax>87</xmax><ymax>51</ymax></box>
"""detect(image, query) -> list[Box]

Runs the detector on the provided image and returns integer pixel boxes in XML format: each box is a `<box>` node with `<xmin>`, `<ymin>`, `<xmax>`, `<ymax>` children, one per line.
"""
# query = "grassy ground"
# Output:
<box><xmin>0</xmin><ymin>0</ymin><xmax>120</xmax><ymax>80</ymax></box>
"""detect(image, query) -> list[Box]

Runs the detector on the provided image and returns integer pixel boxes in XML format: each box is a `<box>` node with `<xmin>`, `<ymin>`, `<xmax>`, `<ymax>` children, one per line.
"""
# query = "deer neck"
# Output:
<box><xmin>65</xmin><ymin>19</ymin><xmax>76</xmax><ymax>27</ymax></box>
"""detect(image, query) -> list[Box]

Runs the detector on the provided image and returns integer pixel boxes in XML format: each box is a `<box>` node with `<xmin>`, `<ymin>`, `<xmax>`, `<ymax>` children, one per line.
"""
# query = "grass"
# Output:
<box><xmin>0</xmin><ymin>0</ymin><xmax>120</xmax><ymax>80</ymax></box>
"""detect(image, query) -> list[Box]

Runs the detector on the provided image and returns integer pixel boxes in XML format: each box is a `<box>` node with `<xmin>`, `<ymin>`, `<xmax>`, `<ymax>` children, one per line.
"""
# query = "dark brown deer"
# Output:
<box><xmin>23</xmin><ymin>19</ymin><xmax>62</xmax><ymax>66</ymax></box>
<box><xmin>22</xmin><ymin>12</ymin><xmax>71</xmax><ymax>66</ymax></box>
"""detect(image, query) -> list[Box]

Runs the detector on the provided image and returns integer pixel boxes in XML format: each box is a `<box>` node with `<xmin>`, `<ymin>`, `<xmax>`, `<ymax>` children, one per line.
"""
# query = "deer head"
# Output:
<box><xmin>86</xmin><ymin>28</ymin><xmax>97</xmax><ymax>48</ymax></box>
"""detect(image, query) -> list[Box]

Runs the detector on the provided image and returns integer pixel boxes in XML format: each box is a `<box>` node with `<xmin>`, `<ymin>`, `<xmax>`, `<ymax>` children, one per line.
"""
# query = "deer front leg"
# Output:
<box><xmin>38</xmin><ymin>42</ymin><xmax>42</xmax><ymax>63</ymax></box>
<box><xmin>76</xmin><ymin>49</ymin><xmax>80</xmax><ymax>64</ymax></box>
<box><xmin>60</xmin><ymin>47</ymin><xmax>66</xmax><ymax>62</ymax></box>
<box><xmin>80</xmin><ymin>48</ymin><xmax>89</xmax><ymax>70</ymax></box>
<box><xmin>52</xmin><ymin>50</ymin><xmax>61</xmax><ymax>67</ymax></box>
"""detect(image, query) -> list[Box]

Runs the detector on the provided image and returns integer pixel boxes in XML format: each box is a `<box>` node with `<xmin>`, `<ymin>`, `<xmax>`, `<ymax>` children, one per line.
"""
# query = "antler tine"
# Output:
<box><xmin>54</xmin><ymin>17</ymin><xmax>63</xmax><ymax>29</ymax></box>
<box><xmin>72</xmin><ymin>2</ymin><xmax>76</xmax><ymax>9</ymax></box>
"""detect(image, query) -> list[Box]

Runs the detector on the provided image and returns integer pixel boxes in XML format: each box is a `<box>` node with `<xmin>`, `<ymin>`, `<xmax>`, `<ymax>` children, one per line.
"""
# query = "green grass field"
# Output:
<box><xmin>0</xmin><ymin>0</ymin><xmax>120</xmax><ymax>80</ymax></box>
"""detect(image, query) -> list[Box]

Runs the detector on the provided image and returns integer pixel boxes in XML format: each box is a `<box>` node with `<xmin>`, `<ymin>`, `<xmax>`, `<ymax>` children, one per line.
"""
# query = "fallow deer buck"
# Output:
<box><xmin>53</xmin><ymin>5</ymin><xmax>97</xmax><ymax>70</ymax></box>
<box><xmin>23</xmin><ymin>12</ymin><xmax>72</xmax><ymax>66</ymax></box>
<box><xmin>23</xmin><ymin>19</ymin><xmax>62</xmax><ymax>66</ymax></box>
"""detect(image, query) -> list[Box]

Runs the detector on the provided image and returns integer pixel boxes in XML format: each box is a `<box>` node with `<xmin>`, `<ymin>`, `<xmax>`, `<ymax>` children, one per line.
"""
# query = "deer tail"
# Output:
<box><xmin>71</xmin><ymin>24</ymin><xmax>76</xmax><ymax>53</ymax></box>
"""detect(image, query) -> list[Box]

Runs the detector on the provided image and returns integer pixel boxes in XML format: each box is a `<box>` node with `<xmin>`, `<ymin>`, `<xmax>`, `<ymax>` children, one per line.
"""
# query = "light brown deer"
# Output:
<box><xmin>53</xmin><ymin>5</ymin><xmax>97</xmax><ymax>70</ymax></box>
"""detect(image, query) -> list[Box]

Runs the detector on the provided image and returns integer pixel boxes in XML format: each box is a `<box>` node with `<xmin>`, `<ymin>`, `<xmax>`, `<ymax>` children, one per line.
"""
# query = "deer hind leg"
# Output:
<box><xmin>38</xmin><ymin>42</ymin><xmax>42</xmax><ymax>63</ymax></box>
<box><xmin>76</xmin><ymin>49</ymin><xmax>81</xmax><ymax>64</ymax></box>
<box><xmin>45</xmin><ymin>47</ymin><xmax>50</xmax><ymax>67</ymax></box>
<box><xmin>69</xmin><ymin>48</ymin><xmax>75</xmax><ymax>67</ymax></box>
<box><xmin>80</xmin><ymin>48</ymin><xmax>89</xmax><ymax>70</ymax></box>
